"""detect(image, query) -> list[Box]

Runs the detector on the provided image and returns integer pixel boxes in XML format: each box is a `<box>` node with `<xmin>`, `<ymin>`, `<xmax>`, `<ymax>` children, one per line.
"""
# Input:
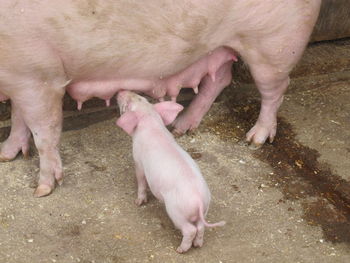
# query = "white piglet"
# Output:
<box><xmin>116</xmin><ymin>91</ymin><xmax>225</xmax><ymax>253</ymax></box>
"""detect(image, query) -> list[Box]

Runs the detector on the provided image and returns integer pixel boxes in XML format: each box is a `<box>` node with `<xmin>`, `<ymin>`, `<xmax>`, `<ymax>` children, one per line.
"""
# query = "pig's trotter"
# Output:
<box><xmin>0</xmin><ymin>101</ymin><xmax>31</xmax><ymax>161</ymax></box>
<box><xmin>34</xmin><ymin>184</ymin><xmax>53</xmax><ymax>197</ymax></box>
<box><xmin>176</xmin><ymin>223</ymin><xmax>197</xmax><ymax>253</ymax></box>
<box><xmin>193</xmin><ymin>222</ymin><xmax>205</xmax><ymax>248</ymax></box>
<box><xmin>14</xmin><ymin>80</ymin><xmax>65</xmax><ymax>197</ymax></box>
<box><xmin>172</xmin><ymin>61</ymin><xmax>233</xmax><ymax>136</ymax></box>
<box><xmin>135</xmin><ymin>165</ymin><xmax>148</xmax><ymax>206</ymax></box>
<box><xmin>246</xmin><ymin>67</ymin><xmax>290</xmax><ymax>146</ymax></box>
<box><xmin>135</xmin><ymin>196</ymin><xmax>147</xmax><ymax>206</ymax></box>
<box><xmin>242</xmin><ymin>16</ymin><xmax>316</xmax><ymax>146</ymax></box>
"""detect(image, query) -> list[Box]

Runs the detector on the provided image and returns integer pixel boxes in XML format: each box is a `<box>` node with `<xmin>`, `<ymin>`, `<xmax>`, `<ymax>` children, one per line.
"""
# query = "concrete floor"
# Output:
<box><xmin>1</xmin><ymin>50</ymin><xmax>350</xmax><ymax>262</ymax></box>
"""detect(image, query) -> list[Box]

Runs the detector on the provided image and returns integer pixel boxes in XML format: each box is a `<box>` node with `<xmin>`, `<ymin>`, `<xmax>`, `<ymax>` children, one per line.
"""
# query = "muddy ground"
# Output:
<box><xmin>1</xmin><ymin>45</ymin><xmax>350</xmax><ymax>262</ymax></box>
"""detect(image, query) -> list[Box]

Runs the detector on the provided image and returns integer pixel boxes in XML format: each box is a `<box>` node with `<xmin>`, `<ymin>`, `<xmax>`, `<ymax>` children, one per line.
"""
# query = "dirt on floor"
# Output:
<box><xmin>1</xmin><ymin>64</ymin><xmax>350</xmax><ymax>262</ymax></box>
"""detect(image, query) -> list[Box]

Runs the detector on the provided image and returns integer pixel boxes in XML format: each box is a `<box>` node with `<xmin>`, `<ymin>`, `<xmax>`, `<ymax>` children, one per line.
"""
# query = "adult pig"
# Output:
<box><xmin>116</xmin><ymin>91</ymin><xmax>225</xmax><ymax>253</ymax></box>
<box><xmin>0</xmin><ymin>0</ymin><xmax>321</xmax><ymax>196</ymax></box>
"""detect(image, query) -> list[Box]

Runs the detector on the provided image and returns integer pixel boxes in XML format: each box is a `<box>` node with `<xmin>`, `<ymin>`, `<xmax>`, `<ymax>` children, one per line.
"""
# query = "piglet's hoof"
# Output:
<box><xmin>135</xmin><ymin>197</ymin><xmax>147</xmax><ymax>206</ymax></box>
<box><xmin>193</xmin><ymin>239</ymin><xmax>204</xmax><ymax>248</ymax></box>
<box><xmin>176</xmin><ymin>246</ymin><xmax>187</xmax><ymax>254</ymax></box>
<box><xmin>33</xmin><ymin>184</ymin><xmax>53</xmax><ymax>197</ymax></box>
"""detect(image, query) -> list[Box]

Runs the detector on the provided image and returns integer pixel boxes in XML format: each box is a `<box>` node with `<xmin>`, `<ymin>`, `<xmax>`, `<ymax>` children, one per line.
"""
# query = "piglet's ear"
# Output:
<box><xmin>153</xmin><ymin>101</ymin><xmax>184</xmax><ymax>125</ymax></box>
<box><xmin>116</xmin><ymin>111</ymin><xmax>139</xmax><ymax>135</ymax></box>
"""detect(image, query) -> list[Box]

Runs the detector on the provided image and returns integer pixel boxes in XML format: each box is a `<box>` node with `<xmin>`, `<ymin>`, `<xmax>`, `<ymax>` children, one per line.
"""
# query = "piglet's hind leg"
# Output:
<box><xmin>165</xmin><ymin>202</ymin><xmax>198</xmax><ymax>253</ymax></box>
<box><xmin>193</xmin><ymin>221</ymin><xmax>205</xmax><ymax>248</ymax></box>
<box><xmin>176</xmin><ymin>223</ymin><xmax>197</xmax><ymax>253</ymax></box>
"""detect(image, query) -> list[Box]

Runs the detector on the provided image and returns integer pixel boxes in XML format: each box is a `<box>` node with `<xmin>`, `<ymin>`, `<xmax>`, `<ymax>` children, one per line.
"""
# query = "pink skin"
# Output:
<box><xmin>172</xmin><ymin>60</ymin><xmax>234</xmax><ymax>135</ymax></box>
<box><xmin>67</xmin><ymin>46</ymin><xmax>237</xmax><ymax>108</ymax></box>
<box><xmin>0</xmin><ymin>0</ymin><xmax>321</xmax><ymax>196</ymax></box>
<box><xmin>0</xmin><ymin>92</ymin><xmax>9</xmax><ymax>101</ymax></box>
<box><xmin>116</xmin><ymin>91</ymin><xmax>225</xmax><ymax>253</ymax></box>
<box><xmin>0</xmin><ymin>101</ymin><xmax>31</xmax><ymax>161</ymax></box>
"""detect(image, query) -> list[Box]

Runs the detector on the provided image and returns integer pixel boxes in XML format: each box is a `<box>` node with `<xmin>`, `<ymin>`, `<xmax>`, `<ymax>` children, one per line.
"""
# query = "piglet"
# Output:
<box><xmin>116</xmin><ymin>91</ymin><xmax>225</xmax><ymax>253</ymax></box>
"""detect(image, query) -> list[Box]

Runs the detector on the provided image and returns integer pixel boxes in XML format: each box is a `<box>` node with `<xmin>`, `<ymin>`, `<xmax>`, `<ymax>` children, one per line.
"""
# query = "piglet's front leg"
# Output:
<box><xmin>134</xmin><ymin>164</ymin><xmax>148</xmax><ymax>206</ymax></box>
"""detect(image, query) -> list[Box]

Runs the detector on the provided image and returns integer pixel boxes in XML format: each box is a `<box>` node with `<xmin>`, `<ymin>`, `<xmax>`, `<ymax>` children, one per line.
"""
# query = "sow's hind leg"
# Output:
<box><xmin>172</xmin><ymin>61</ymin><xmax>233</xmax><ymax>135</ymax></box>
<box><xmin>243</xmin><ymin>32</ymin><xmax>317</xmax><ymax>146</ymax></box>
<box><xmin>240</xmin><ymin>2</ymin><xmax>320</xmax><ymax>146</ymax></box>
<box><xmin>244</xmin><ymin>62</ymin><xmax>290</xmax><ymax>146</ymax></box>
<box><xmin>0</xmin><ymin>100</ymin><xmax>31</xmax><ymax>161</ymax></box>
<box><xmin>11</xmin><ymin>79</ymin><xmax>66</xmax><ymax>197</ymax></box>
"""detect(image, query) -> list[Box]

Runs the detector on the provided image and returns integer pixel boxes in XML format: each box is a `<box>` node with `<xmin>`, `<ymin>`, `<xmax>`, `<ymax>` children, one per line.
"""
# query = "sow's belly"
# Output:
<box><xmin>66</xmin><ymin>46</ymin><xmax>237</xmax><ymax>110</ymax></box>
<box><xmin>39</xmin><ymin>1</ymin><xmax>237</xmax><ymax>107</ymax></box>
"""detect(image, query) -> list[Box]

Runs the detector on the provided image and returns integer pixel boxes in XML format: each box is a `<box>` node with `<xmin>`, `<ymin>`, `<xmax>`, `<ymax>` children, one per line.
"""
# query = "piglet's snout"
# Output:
<box><xmin>117</xmin><ymin>90</ymin><xmax>131</xmax><ymax>113</ymax></box>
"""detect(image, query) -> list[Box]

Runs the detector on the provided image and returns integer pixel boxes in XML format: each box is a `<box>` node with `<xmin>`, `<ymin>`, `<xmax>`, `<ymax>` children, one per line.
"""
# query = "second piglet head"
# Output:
<box><xmin>116</xmin><ymin>91</ymin><xmax>183</xmax><ymax>135</ymax></box>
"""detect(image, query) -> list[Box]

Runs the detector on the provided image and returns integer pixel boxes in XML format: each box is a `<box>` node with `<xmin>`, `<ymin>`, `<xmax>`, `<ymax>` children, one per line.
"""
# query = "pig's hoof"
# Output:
<box><xmin>171</xmin><ymin>115</ymin><xmax>200</xmax><ymax>137</ymax></box>
<box><xmin>246</xmin><ymin>124</ymin><xmax>276</xmax><ymax>146</ymax></box>
<box><xmin>23</xmin><ymin>150</ymin><xmax>30</xmax><ymax>160</ymax></box>
<box><xmin>171</xmin><ymin>128</ymin><xmax>185</xmax><ymax>138</ymax></box>
<box><xmin>0</xmin><ymin>149</ymin><xmax>21</xmax><ymax>162</ymax></box>
<box><xmin>135</xmin><ymin>197</ymin><xmax>147</xmax><ymax>206</ymax></box>
<box><xmin>0</xmin><ymin>144</ymin><xmax>30</xmax><ymax>162</ymax></box>
<box><xmin>193</xmin><ymin>239</ymin><xmax>203</xmax><ymax>248</ymax></box>
<box><xmin>248</xmin><ymin>143</ymin><xmax>262</xmax><ymax>150</ymax></box>
<box><xmin>33</xmin><ymin>184</ymin><xmax>53</xmax><ymax>197</ymax></box>
<box><xmin>0</xmin><ymin>154</ymin><xmax>13</xmax><ymax>162</ymax></box>
<box><xmin>172</xmin><ymin>127</ymin><xmax>197</xmax><ymax>138</ymax></box>
<box><xmin>176</xmin><ymin>246</ymin><xmax>188</xmax><ymax>254</ymax></box>
<box><xmin>56</xmin><ymin>177</ymin><xmax>64</xmax><ymax>186</ymax></box>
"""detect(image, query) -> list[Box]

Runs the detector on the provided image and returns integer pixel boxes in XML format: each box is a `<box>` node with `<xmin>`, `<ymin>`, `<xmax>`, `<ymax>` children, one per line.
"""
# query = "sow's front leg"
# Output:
<box><xmin>12</xmin><ymin>80</ymin><xmax>65</xmax><ymax>197</ymax></box>
<box><xmin>0</xmin><ymin>100</ymin><xmax>31</xmax><ymax>161</ymax></box>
